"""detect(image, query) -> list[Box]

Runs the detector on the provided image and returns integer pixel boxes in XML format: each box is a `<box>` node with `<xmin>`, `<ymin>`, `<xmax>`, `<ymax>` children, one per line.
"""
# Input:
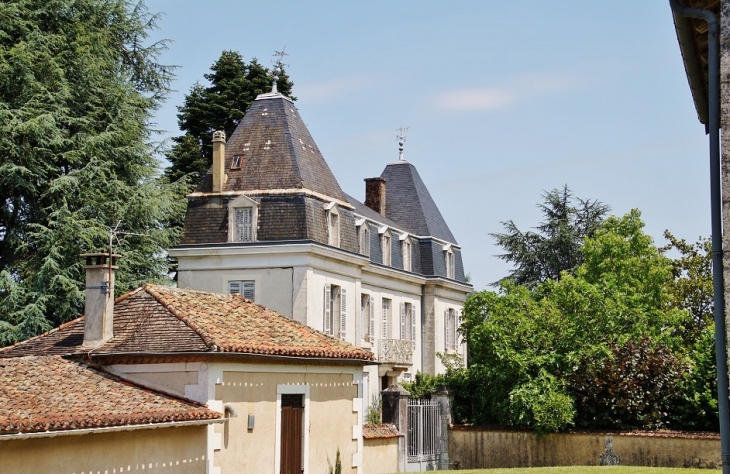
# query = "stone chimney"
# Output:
<box><xmin>212</xmin><ymin>130</ymin><xmax>226</xmax><ymax>193</ymax></box>
<box><xmin>81</xmin><ymin>253</ymin><xmax>120</xmax><ymax>348</ymax></box>
<box><xmin>364</xmin><ymin>177</ymin><xmax>387</xmax><ymax>216</ymax></box>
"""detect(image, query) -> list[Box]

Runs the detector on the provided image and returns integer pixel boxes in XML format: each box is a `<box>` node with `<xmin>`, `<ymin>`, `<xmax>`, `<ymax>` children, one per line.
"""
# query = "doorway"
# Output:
<box><xmin>280</xmin><ymin>394</ymin><xmax>304</xmax><ymax>474</ymax></box>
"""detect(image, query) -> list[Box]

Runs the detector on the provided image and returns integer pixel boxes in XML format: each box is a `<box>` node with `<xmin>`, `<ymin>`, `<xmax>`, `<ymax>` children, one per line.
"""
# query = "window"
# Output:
<box><xmin>361</xmin><ymin>294</ymin><xmax>375</xmax><ymax>344</ymax></box>
<box><xmin>230</xmin><ymin>154</ymin><xmax>243</xmax><ymax>169</ymax></box>
<box><xmin>235</xmin><ymin>207</ymin><xmax>254</xmax><ymax>242</ymax></box>
<box><xmin>324</xmin><ymin>284</ymin><xmax>346</xmax><ymax>339</ymax></box>
<box><xmin>400</xmin><ymin>302</ymin><xmax>416</xmax><ymax>348</ymax></box>
<box><xmin>229</xmin><ymin>280</ymin><xmax>255</xmax><ymax>300</ymax></box>
<box><xmin>401</xmin><ymin>237</ymin><xmax>412</xmax><ymax>272</ymax></box>
<box><xmin>359</xmin><ymin>224</ymin><xmax>371</xmax><ymax>257</ymax></box>
<box><xmin>445</xmin><ymin>248</ymin><xmax>455</xmax><ymax>279</ymax></box>
<box><xmin>227</xmin><ymin>194</ymin><xmax>258</xmax><ymax>242</ymax></box>
<box><xmin>381</xmin><ymin>298</ymin><xmax>391</xmax><ymax>340</ymax></box>
<box><xmin>381</xmin><ymin>231</ymin><xmax>392</xmax><ymax>266</ymax></box>
<box><xmin>326</xmin><ymin>203</ymin><xmax>340</xmax><ymax>248</ymax></box>
<box><xmin>444</xmin><ymin>308</ymin><xmax>458</xmax><ymax>351</ymax></box>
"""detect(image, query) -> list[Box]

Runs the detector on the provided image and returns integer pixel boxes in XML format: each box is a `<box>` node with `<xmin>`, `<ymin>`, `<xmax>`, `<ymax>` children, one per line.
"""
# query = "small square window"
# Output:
<box><xmin>231</xmin><ymin>154</ymin><xmax>243</xmax><ymax>170</ymax></box>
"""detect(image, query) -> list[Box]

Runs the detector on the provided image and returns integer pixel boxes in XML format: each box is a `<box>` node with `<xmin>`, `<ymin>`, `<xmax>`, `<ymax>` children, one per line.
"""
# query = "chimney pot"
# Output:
<box><xmin>364</xmin><ymin>177</ymin><xmax>387</xmax><ymax>216</ymax></box>
<box><xmin>81</xmin><ymin>253</ymin><xmax>120</xmax><ymax>348</ymax></box>
<box><xmin>212</xmin><ymin>130</ymin><xmax>226</xmax><ymax>193</ymax></box>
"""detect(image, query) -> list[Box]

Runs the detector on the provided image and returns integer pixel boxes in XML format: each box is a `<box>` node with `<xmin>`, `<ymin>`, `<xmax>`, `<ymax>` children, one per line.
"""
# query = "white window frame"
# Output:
<box><xmin>357</xmin><ymin>219</ymin><xmax>371</xmax><ymax>257</ymax></box>
<box><xmin>443</xmin><ymin>244</ymin><xmax>455</xmax><ymax>279</ymax></box>
<box><xmin>227</xmin><ymin>194</ymin><xmax>258</xmax><ymax>243</ymax></box>
<box><xmin>361</xmin><ymin>293</ymin><xmax>373</xmax><ymax>345</ymax></box>
<box><xmin>228</xmin><ymin>280</ymin><xmax>255</xmax><ymax>300</ymax></box>
<box><xmin>324</xmin><ymin>284</ymin><xmax>346</xmax><ymax>339</ymax></box>
<box><xmin>325</xmin><ymin>202</ymin><xmax>340</xmax><ymax>248</ymax></box>
<box><xmin>444</xmin><ymin>308</ymin><xmax>458</xmax><ymax>351</ymax></box>
<box><xmin>380</xmin><ymin>229</ymin><xmax>392</xmax><ymax>266</ymax></box>
<box><xmin>400</xmin><ymin>302</ymin><xmax>416</xmax><ymax>347</ymax></box>
<box><xmin>401</xmin><ymin>235</ymin><xmax>412</xmax><ymax>272</ymax></box>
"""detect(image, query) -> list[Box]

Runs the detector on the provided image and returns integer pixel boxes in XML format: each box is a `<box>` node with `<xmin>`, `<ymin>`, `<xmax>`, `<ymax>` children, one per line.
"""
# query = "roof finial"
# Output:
<box><xmin>396</xmin><ymin>126</ymin><xmax>409</xmax><ymax>161</ymax></box>
<box><xmin>271</xmin><ymin>47</ymin><xmax>289</xmax><ymax>94</ymax></box>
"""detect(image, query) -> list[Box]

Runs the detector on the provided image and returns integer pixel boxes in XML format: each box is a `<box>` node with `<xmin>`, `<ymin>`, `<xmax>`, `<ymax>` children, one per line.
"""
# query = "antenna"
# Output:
<box><xmin>106</xmin><ymin>220</ymin><xmax>149</xmax><ymax>287</ymax></box>
<box><xmin>396</xmin><ymin>126</ymin><xmax>409</xmax><ymax>161</ymax></box>
<box><xmin>271</xmin><ymin>46</ymin><xmax>289</xmax><ymax>94</ymax></box>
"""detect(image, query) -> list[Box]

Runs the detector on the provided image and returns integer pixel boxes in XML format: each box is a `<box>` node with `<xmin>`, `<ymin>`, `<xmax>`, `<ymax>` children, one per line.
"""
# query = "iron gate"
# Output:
<box><xmin>407</xmin><ymin>399</ymin><xmax>441</xmax><ymax>462</ymax></box>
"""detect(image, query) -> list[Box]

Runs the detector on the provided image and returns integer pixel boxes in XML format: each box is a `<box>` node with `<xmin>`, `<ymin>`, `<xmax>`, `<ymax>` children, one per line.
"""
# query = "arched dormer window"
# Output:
<box><xmin>443</xmin><ymin>243</ymin><xmax>455</xmax><ymax>279</ymax></box>
<box><xmin>356</xmin><ymin>218</ymin><xmax>370</xmax><ymax>257</ymax></box>
<box><xmin>400</xmin><ymin>234</ymin><xmax>412</xmax><ymax>272</ymax></box>
<box><xmin>325</xmin><ymin>202</ymin><xmax>340</xmax><ymax>248</ymax></box>
<box><xmin>379</xmin><ymin>226</ymin><xmax>392</xmax><ymax>266</ymax></box>
<box><xmin>227</xmin><ymin>194</ymin><xmax>258</xmax><ymax>243</ymax></box>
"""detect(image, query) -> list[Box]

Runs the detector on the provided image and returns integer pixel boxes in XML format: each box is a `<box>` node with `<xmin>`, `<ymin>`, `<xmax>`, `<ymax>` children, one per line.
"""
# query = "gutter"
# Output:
<box><xmin>669</xmin><ymin>2</ymin><xmax>729</xmax><ymax>472</ymax></box>
<box><xmin>84</xmin><ymin>351</ymin><xmax>379</xmax><ymax>366</ymax></box>
<box><xmin>0</xmin><ymin>418</ymin><xmax>224</xmax><ymax>442</ymax></box>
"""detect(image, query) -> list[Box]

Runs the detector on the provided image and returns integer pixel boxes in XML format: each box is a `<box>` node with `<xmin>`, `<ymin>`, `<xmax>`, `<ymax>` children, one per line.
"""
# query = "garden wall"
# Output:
<box><xmin>449</xmin><ymin>426</ymin><xmax>721</xmax><ymax>470</ymax></box>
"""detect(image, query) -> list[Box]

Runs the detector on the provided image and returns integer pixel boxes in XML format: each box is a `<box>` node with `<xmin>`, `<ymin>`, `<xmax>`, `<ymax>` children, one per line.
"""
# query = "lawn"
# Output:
<box><xmin>435</xmin><ymin>468</ymin><xmax>719</xmax><ymax>474</ymax></box>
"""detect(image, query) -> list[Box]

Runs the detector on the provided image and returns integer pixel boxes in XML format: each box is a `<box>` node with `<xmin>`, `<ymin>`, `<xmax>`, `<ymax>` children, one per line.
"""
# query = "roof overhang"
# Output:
<box><xmin>78</xmin><ymin>351</ymin><xmax>377</xmax><ymax>367</ymax></box>
<box><xmin>670</xmin><ymin>0</ymin><xmax>720</xmax><ymax>126</ymax></box>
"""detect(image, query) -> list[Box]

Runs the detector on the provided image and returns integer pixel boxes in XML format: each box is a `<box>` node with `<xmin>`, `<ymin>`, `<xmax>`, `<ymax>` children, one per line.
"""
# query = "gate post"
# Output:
<box><xmin>432</xmin><ymin>386</ymin><xmax>453</xmax><ymax>470</ymax></box>
<box><xmin>381</xmin><ymin>385</ymin><xmax>409</xmax><ymax>472</ymax></box>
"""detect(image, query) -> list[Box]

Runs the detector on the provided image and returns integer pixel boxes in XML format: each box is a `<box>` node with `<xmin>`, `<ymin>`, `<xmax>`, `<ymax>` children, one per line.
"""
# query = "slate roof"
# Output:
<box><xmin>0</xmin><ymin>285</ymin><xmax>374</xmax><ymax>361</ymax></box>
<box><xmin>379</xmin><ymin>160</ymin><xmax>457</xmax><ymax>244</ymax></box>
<box><xmin>344</xmin><ymin>192</ymin><xmax>400</xmax><ymax>229</ymax></box>
<box><xmin>0</xmin><ymin>356</ymin><xmax>220</xmax><ymax>435</ymax></box>
<box><xmin>196</xmin><ymin>92</ymin><xmax>348</xmax><ymax>203</ymax></box>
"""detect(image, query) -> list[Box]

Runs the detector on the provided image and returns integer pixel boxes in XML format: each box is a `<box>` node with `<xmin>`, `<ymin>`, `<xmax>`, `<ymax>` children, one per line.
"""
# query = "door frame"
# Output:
<box><xmin>275</xmin><ymin>384</ymin><xmax>310</xmax><ymax>474</ymax></box>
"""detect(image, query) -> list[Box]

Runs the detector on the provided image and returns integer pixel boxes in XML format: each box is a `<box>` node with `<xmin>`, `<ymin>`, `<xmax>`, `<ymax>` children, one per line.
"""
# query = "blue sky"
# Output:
<box><xmin>145</xmin><ymin>0</ymin><xmax>707</xmax><ymax>290</ymax></box>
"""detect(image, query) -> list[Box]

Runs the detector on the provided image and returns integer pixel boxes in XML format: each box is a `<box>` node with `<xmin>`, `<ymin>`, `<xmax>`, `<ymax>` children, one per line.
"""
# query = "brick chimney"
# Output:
<box><xmin>81</xmin><ymin>253</ymin><xmax>119</xmax><ymax>348</ymax></box>
<box><xmin>364</xmin><ymin>177</ymin><xmax>386</xmax><ymax>216</ymax></box>
<box><xmin>212</xmin><ymin>130</ymin><xmax>226</xmax><ymax>193</ymax></box>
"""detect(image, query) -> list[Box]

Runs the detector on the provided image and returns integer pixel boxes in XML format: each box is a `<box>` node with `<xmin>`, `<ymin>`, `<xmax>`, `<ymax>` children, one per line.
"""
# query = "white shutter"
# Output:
<box><xmin>369</xmin><ymin>296</ymin><xmax>375</xmax><ymax>344</ymax></box>
<box><xmin>324</xmin><ymin>285</ymin><xmax>332</xmax><ymax>336</ymax></box>
<box><xmin>235</xmin><ymin>209</ymin><xmax>244</xmax><ymax>242</ymax></box>
<box><xmin>455</xmin><ymin>309</ymin><xmax>460</xmax><ymax>347</ymax></box>
<box><xmin>400</xmin><ymin>303</ymin><xmax>406</xmax><ymax>340</ymax></box>
<box><xmin>228</xmin><ymin>281</ymin><xmax>241</xmax><ymax>294</ymax></box>
<box><xmin>381</xmin><ymin>300</ymin><xmax>388</xmax><ymax>339</ymax></box>
<box><xmin>243</xmin><ymin>207</ymin><xmax>253</xmax><ymax>241</ymax></box>
<box><xmin>444</xmin><ymin>309</ymin><xmax>449</xmax><ymax>351</ymax></box>
<box><xmin>340</xmin><ymin>288</ymin><xmax>347</xmax><ymax>339</ymax></box>
<box><xmin>242</xmin><ymin>281</ymin><xmax>255</xmax><ymax>300</ymax></box>
<box><xmin>411</xmin><ymin>306</ymin><xmax>417</xmax><ymax>348</ymax></box>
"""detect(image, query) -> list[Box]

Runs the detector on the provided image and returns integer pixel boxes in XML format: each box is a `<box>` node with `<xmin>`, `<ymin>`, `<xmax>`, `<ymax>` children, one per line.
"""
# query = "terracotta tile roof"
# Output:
<box><xmin>362</xmin><ymin>423</ymin><xmax>402</xmax><ymax>439</ymax></box>
<box><xmin>0</xmin><ymin>356</ymin><xmax>220</xmax><ymax>435</ymax></box>
<box><xmin>1</xmin><ymin>285</ymin><xmax>374</xmax><ymax>362</ymax></box>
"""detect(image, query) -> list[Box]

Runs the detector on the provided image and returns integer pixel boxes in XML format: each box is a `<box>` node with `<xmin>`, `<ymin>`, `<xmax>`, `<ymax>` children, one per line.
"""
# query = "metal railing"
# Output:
<box><xmin>407</xmin><ymin>399</ymin><xmax>441</xmax><ymax>462</ymax></box>
<box><xmin>378</xmin><ymin>338</ymin><xmax>413</xmax><ymax>365</ymax></box>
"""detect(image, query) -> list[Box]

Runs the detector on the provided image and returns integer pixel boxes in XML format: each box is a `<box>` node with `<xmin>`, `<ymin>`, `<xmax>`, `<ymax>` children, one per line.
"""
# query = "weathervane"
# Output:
<box><xmin>271</xmin><ymin>47</ymin><xmax>289</xmax><ymax>94</ymax></box>
<box><xmin>396</xmin><ymin>126</ymin><xmax>409</xmax><ymax>161</ymax></box>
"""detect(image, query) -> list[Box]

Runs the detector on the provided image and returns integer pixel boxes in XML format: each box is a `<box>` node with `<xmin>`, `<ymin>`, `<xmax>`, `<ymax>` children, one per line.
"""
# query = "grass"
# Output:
<box><xmin>435</xmin><ymin>468</ymin><xmax>720</xmax><ymax>474</ymax></box>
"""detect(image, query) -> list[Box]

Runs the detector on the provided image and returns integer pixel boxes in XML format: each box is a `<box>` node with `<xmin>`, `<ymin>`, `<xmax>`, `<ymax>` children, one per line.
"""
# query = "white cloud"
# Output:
<box><xmin>433</xmin><ymin>73</ymin><xmax>578</xmax><ymax>112</ymax></box>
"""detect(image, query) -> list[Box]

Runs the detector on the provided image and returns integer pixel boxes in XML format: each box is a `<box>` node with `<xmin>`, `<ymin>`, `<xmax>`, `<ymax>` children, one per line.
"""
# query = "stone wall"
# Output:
<box><xmin>449</xmin><ymin>427</ymin><xmax>721</xmax><ymax>470</ymax></box>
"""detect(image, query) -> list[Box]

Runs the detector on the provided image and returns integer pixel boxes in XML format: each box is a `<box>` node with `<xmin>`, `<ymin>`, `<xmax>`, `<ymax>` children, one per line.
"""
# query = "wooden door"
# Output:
<box><xmin>280</xmin><ymin>394</ymin><xmax>303</xmax><ymax>474</ymax></box>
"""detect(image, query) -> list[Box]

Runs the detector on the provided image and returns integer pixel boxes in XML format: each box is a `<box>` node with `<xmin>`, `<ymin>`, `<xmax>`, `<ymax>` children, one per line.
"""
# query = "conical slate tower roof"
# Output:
<box><xmin>196</xmin><ymin>92</ymin><xmax>347</xmax><ymax>203</ymax></box>
<box><xmin>380</xmin><ymin>160</ymin><xmax>457</xmax><ymax>244</ymax></box>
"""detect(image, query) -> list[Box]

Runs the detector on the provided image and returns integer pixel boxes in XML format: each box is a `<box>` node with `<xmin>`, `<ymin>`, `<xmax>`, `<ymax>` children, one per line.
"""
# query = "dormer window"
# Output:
<box><xmin>325</xmin><ymin>202</ymin><xmax>340</xmax><ymax>248</ymax></box>
<box><xmin>356</xmin><ymin>219</ymin><xmax>370</xmax><ymax>257</ymax></box>
<box><xmin>444</xmin><ymin>244</ymin><xmax>455</xmax><ymax>279</ymax></box>
<box><xmin>230</xmin><ymin>154</ymin><xmax>243</xmax><ymax>170</ymax></box>
<box><xmin>401</xmin><ymin>235</ymin><xmax>412</xmax><ymax>272</ymax></box>
<box><xmin>227</xmin><ymin>194</ymin><xmax>258</xmax><ymax>243</ymax></box>
<box><xmin>380</xmin><ymin>228</ymin><xmax>392</xmax><ymax>266</ymax></box>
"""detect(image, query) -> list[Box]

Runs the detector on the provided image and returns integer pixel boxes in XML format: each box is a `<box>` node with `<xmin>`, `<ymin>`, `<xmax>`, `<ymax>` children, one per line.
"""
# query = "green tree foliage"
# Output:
<box><xmin>491</xmin><ymin>185</ymin><xmax>609</xmax><ymax>288</ymax></box>
<box><xmin>0</xmin><ymin>0</ymin><xmax>186</xmax><ymax>345</ymax></box>
<box><xmin>454</xmin><ymin>210</ymin><xmax>690</xmax><ymax>433</ymax></box>
<box><xmin>164</xmin><ymin>51</ymin><xmax>295</xmax><ymax>183</ymax></box>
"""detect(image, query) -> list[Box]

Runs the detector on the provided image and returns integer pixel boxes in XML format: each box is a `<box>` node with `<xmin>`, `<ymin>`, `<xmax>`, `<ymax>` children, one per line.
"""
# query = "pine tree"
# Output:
<box><xmin>490</xmin><ymin>185</ymin><xmax>609</xmax><ymax>287</ymax></box>
<box><xmin>0</xmin><ymin>0</ymin><xmax>186</xmax><ymax>345</ymax></box>
<box><xmin>165</xmin><ymin>51</ymin><xmax>295</xmax><ymax>183</ymax></box>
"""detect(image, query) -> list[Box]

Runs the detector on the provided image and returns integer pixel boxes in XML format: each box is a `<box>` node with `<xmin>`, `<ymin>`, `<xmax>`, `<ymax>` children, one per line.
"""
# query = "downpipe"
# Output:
<box><xmin>669</xmin><ymin>1</ymin><xmax>730</xmax><ymax>471</ymax></box>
